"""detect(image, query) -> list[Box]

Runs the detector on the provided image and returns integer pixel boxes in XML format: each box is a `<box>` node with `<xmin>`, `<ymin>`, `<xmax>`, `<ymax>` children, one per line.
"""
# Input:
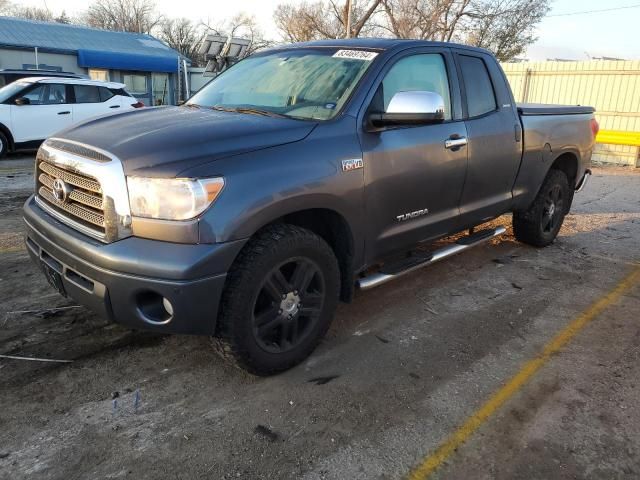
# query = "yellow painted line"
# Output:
<box><xmin>596</xmin><ymin>130</ymin><xmax>640</xmax><ymax>147</ymax></box>
<box><xmin>407</xmin><ymin>263</ymin><xmax>640</xmax><ymax>480</ymax></box>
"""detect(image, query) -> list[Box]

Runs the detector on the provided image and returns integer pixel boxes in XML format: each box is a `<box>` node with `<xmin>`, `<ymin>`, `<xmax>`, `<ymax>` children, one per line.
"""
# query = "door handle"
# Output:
<box><xmin>57</xmin><ymin>111</ymin><xmax>71</xmax><ymax>115</ymax></box>
<box><xmin>109</xmin><ymin>105</ymin><xmax>120</xmax><ymax>109</ymax></box>
<box><xmin>444</xmin><ymin>136</ymin><xmax>468</xmax><ymax>149</ymax></box>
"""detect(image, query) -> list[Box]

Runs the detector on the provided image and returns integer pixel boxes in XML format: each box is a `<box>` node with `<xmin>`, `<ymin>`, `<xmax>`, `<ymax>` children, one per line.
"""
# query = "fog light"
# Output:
<box><xmin>136</xmin><ymin>291</ymin><xmax>173</xmax><ymax>325</ymax></box>
<box><xmin>162</xmin><ymin>297</ymin><xmax>174</xmax><ymax>316</ymax></box>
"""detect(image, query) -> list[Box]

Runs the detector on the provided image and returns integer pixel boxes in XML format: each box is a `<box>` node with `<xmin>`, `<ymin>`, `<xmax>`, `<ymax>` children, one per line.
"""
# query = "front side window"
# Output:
<box><xmin>123</xmin><ymin>74</ymin><xmax>147</xmax><ymax>95</ymax></box>
<box><xmin>22</xmin><ymin>85</ymin><xmax>48</xmax><ymax>105</ymax></box>
<box><xmin>458</xmin><ymin>55</ymin><xmax>497</xmax><ymax>117</ymax></box>
<box><xmin>188</xmin><ymin>48</ymin><xmax>378</xmax><ymax>121</ymax></box>
<box><xmin>74</xmin><ymin>85</ymin><xmax>101</xmax><ymax>103</ymax></box>
<box><xmin>378</xmin><ymin>53</ymin><xmax>452</xmax><ymax>120</ymax></box>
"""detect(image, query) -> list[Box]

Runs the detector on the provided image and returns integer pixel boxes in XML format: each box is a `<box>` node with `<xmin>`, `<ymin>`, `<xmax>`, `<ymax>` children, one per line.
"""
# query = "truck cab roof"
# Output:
<box><xmin>276</xmin><ymin>38</ymin><xmax>493</xmax><ymax>56</ymax></box>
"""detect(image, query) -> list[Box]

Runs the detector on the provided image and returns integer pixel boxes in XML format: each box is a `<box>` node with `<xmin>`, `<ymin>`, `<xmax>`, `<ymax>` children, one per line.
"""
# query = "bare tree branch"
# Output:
<box><xmin>157</xmin><ymin>18</ymin><xmax>206</xmax><ymax>66</ymax></box>
<box><xmin>84</xmin><ymin>0</ymin><xmax>163</xmax><ymax>34</ymax></box>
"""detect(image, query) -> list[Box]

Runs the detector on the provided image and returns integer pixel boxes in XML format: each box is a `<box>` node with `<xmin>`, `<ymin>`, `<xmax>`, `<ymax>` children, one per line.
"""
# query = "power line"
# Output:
<box><xmin>547</xmin><ymin>3</ymin><xmax>640</xmax><ymax>17</ymax></box>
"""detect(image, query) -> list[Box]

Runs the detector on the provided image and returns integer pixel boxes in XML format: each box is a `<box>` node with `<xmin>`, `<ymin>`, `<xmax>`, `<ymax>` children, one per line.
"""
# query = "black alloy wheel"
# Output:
<box><xmin>541</xmin><ymin>183</ymin><xmax>564</xmax><ymax>234</ymax></box>
<box><xmin>252</xmin><ymin>257</ymin><xmax>325</xmax><ymax>354</ymax></box>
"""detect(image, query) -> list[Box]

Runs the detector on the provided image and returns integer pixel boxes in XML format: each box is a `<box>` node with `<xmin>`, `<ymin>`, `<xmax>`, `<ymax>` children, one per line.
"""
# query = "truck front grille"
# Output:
<box><xmin>36</xmin><ymin>155</ymin><xmax>106</xmax><ymax>236</ymax></box>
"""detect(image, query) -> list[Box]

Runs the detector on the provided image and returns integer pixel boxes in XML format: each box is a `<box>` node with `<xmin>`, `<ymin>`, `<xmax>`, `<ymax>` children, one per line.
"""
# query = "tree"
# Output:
<box><xmin>275</xmin><ymin>0</ymin><xmax>549</xmax><ymax>61</ymax></box>
<box><xmin>7</xmin><ymin>6</ymin><xmax>55</xmax><ymax>21</ymax></box>
<box><xmin>158</xmin><ymin>18</ymin><xmax>204</xmax><ymax>65</ymax></box>
<box><xmin>380</xmin><ymin>0</ymin><xmax>473</xmax><ymax>41</ymax></box>
<box><xmin>274</xmin><ymin>1</ymin><xmax>384</xmax><ymax>42</ymax></box>
<box><xmin>0</xmin><ymin>0</ymin><xmax>11</xmax><ymax>15</ymax></box>
<box><xmin>84</xmin><ymin>0</ymin><xmax>162</xmax><ymax>34</ymax></box>
<box><xmin>464</xmin><ymin>0</ymin><xmax>549</xmax><ymax>61</ymax></box>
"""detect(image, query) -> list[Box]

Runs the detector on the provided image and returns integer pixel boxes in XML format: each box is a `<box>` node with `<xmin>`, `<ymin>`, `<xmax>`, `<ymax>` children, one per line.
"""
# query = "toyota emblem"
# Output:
<box><xmin>52</xmin><ymin>178</ymin><xmax>71</xmax><ymax>203</ymax></box>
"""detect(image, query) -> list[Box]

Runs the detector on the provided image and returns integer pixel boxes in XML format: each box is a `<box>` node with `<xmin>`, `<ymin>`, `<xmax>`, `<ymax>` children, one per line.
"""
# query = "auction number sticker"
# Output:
<box><xmin>332</xmin><ymin>50</ymin><xmax>378</xmax><ymax>61</ymax></box>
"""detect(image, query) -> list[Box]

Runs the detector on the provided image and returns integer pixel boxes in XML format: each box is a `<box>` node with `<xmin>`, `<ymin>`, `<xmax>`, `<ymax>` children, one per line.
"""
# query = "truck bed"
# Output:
<box><xmin>517</xmin><ymin>103</ymin><xmax>595</xmax><ymax>116</ymax></box>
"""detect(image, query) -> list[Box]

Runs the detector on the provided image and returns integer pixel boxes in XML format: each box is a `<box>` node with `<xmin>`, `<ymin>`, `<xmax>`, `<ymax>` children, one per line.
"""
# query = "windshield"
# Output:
<box><xmin>187</xmin><ymin>48</ymin><xmax>379</xmax><ymax>121</ymax></box>
<box><xmin>0</xmin><ymin>81</ymin><xmax>29</xmax><ymax>103</ymax></box>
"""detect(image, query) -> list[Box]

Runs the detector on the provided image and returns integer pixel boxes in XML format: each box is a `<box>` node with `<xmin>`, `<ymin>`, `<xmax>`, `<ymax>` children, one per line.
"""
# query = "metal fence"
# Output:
<box><xmin>502</xmin><ymin>60</ymin><xmax>640</xmax><ymax>167</ymax></box>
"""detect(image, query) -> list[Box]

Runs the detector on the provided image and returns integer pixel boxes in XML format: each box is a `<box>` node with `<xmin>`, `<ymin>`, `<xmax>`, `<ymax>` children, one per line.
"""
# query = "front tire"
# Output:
<box><xmin>0</xmin><ymin>131</ymin><xmax>8</xmax><ymax>159</ymax></box>
<box><xmin>513</xmin><ymin>169</ymin><xmax>570</xmax><ymax>247</ymax></box>
<box><xmin>215</xmin><ymin>224</ymin><xmax>340</xmax><ymax>375</ymax></box>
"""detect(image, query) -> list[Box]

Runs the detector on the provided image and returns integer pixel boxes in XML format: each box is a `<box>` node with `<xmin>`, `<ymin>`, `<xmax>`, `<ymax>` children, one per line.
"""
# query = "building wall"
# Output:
<box><xmin>502</xmin><ymin>60</ymin><xmax>640</xmax><ymax>167</ymax></box>
<box><xmin>0</xmin><ymin>48</ymin><xmax>83</xmax><ymax>74</ymax></box>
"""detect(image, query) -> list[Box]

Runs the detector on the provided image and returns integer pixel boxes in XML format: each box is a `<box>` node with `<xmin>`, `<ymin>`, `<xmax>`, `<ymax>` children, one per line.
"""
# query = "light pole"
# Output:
<box><xmin>346</xmin><ymin>0</ymin><xmax>353</xmax><ymax>38</ymax></box>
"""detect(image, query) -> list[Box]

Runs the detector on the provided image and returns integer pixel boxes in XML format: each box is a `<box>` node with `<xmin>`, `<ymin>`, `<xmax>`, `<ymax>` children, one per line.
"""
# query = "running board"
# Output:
<box><xmin>357</xmin><ymin>226</ymin><xmax>507</xmax><ymax>291</ymax></box>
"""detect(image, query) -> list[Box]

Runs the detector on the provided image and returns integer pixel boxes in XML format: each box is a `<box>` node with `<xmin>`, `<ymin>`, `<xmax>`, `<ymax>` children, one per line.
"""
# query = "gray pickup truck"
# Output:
<box><xmin>23</xmin><ymin>39</ymin><xmax>597</xmax><ymax>374</ymax></box>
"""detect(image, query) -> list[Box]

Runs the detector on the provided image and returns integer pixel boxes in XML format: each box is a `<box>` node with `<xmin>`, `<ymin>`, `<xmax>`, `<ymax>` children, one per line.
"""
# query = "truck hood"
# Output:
<box><xmin>56</xmin><ymin>106</ymin><xmax>318</xmax><ymax>176</ymax></box>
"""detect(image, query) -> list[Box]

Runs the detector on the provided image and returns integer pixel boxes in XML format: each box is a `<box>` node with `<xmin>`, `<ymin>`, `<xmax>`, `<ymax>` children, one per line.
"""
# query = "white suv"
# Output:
<box><xmin>0</xmin><ymin>77</ymin><xmax>144</xmax><ymax>158</ymax></box>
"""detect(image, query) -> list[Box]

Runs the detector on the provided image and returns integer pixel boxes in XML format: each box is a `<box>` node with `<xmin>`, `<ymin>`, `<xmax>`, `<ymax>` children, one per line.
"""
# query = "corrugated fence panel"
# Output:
<box><xmin>502</xmin><ymin>60</ymin><xmax>640</xmax><ymax>166</ymax></box>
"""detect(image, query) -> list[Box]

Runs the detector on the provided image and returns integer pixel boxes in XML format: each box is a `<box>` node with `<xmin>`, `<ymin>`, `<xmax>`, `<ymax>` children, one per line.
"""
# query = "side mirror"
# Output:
<box><xmin>14</xmin><ymin>97</ymin><xmax>31</xmax><ymax>106</ymax></box>
<box><xmin>368</xmin><ymin>91</ymin><xmax>445</xmax><ymax>129</ymax></box>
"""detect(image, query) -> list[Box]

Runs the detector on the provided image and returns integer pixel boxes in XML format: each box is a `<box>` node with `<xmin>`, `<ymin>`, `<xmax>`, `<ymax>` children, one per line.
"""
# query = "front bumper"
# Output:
<box><xmin>23</xmin><ymin>195</ymin><xmax>246</xmax><ymax>335</ymax></box>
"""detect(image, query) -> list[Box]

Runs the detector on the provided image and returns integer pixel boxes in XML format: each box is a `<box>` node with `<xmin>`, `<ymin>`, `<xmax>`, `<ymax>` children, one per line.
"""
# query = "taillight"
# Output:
<box><xmin>131</xmin><ymin>101</ymin><xmax>144</xmax><ymax>108</ymax></box>
<box><xmin>590</xmin><ymin>118</ymin><xmax>599</xmax><ymax>137</ymax></box>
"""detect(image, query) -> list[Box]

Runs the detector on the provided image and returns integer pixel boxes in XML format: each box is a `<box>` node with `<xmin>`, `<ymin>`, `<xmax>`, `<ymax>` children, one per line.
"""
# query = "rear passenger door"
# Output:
<box><xmin>71</xmin><ymin>84</ymin><xmax>122</xmax><ymax>124</ymax></box>
<box><xmin>455</xmin><ymin>51</ymin><xmax>521</xmax><ymax>227</ymax></box>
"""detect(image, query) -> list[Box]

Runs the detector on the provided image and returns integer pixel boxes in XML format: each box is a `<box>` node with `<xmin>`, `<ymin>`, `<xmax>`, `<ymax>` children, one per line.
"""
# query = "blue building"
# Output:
<box><xmin>0</xmin><ymin>16</ymin><xmax>186</xmax><ymax>105</ymax></box>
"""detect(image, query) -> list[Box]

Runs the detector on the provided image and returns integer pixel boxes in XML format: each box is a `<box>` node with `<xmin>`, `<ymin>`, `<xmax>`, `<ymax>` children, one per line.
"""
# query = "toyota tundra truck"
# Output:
<box><xmin>23</xmin><ymin>39</ymin><xmax>597</xmax><ymax>375</ymax></box>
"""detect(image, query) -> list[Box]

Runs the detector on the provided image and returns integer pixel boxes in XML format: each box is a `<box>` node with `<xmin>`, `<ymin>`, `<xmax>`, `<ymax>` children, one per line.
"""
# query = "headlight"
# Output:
<box><xmin>127</xmin><ymin>177</ymin><xmax>224</xmax><ymax>220</ymax></box>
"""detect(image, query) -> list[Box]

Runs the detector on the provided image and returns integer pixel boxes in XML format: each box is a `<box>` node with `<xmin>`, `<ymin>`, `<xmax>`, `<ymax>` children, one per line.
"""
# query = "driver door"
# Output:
<box><xmin>10</xmin><ymin>83</ymin><xmax>74</xmax><ymax>143</ymax></box>
<box><xmin>358</xmin><ymin>49</ymin><xmax>468</xmax><ymax>262</ymax></box>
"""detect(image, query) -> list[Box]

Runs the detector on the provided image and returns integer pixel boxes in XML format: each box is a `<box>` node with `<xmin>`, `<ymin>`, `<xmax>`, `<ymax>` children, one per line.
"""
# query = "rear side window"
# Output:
<box><xmin>46</xmin><ymin>84</ymin><xmax>67</xmax><ymax>104</ymax></box>
<box><xmin>110</xmin><ymin>88</ymin><xmax>133</xmax><ymax>97</ymax></box>
<box><xmin>98</xmin><ymin>87</ymin><xmax>114</xmax><ymax>101</ymax></box>
<box><xmin>73</xmin><ymin>85</ymin><xmax>101</xmax><ymax>103</ymax></box>
<box><xmin>458</xmin><ymin>55</ymin><xmax>497</xmax><ymax>117</ymax></box>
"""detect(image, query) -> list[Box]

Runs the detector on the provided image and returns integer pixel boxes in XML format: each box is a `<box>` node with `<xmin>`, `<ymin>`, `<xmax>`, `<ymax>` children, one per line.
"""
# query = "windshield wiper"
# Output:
<box><xmin>211</xmin><ymin>105</ymin><xmax>289</xmax><ymax>119</ymax></box>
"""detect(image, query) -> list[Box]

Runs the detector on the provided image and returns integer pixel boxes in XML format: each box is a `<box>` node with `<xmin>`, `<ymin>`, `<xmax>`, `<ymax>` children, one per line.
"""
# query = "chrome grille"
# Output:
<box><xmin>36</xmin><ymin>154</ymin><xmax>106</xmax><ymax>236</ymax></box>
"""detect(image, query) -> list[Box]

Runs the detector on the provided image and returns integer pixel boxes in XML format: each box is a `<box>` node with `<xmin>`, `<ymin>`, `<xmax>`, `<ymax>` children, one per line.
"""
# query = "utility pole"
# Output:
<box><xmin>345</xmin><ymin>0</ymin><xmax>352</xmax><ymax>38</ymax></box>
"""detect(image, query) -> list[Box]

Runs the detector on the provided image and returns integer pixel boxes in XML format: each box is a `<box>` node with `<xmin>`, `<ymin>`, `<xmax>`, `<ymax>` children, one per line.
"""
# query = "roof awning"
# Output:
<box><xmin>77</xmin><ymin>49</ymin><xmax>179</xmax><ymax>73</ymax></box>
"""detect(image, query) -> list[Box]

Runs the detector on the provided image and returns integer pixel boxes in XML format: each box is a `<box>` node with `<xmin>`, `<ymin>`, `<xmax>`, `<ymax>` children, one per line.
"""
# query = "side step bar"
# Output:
<box><xmin>357</xmin><ymin>226</ymin><xmax>507</xmax><ymax>291</ymax></box>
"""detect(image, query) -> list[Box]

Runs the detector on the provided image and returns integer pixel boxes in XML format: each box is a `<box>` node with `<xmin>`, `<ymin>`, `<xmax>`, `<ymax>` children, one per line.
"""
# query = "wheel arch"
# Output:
<box><xmin>276</xmin><ymin>208</ymin><xmax>356</xmax><ymax>302</ymax></box>
<box><xmin>0</xmin><ymin>122</ymin><xmax>14</xmax><ymax>152</ymax></box>
<box><xmin>225</xmin><ymin>205</ymin><xmax>358</xmax><ymax>303</ymax></box>
<box><xmin>513</xmin><ymin>147</ymin><xmax>582</xmax><ymax>212</ymax></box>
<box><xmin>549</xmin><ymin>150</ymin><xmax>579</xmax><ymax>188</ymax></box>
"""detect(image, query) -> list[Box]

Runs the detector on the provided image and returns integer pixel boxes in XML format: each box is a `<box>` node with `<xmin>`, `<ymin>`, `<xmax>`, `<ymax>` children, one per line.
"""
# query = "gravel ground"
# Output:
<box><xmin>1</xmin><ymin>154</ymin><xmax>639</xmax><ymax>479</ymax></box>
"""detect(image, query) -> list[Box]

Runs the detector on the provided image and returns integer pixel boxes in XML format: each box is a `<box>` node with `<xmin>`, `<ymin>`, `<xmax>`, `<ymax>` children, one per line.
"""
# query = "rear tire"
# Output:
<box><xmin>513</xmin><ymin>169</ymin><xmax>570</xmax><ymax>247</ymax></box>
<box><xmin>0</xmin><ymin>131</ymin><xmax>8</xmax><ymax>159</ymax></box>
<box><xmin>214</xmin><ymin>224</ymin><xmax>340</xmax><ymax>376</ymax></box>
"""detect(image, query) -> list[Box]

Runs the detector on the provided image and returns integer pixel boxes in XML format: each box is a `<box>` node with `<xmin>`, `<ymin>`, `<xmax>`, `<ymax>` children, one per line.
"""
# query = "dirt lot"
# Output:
<box><xmin>1</xmin><ymin>155</ymin><xmax>639</xmax><ymax>480</ymax></box>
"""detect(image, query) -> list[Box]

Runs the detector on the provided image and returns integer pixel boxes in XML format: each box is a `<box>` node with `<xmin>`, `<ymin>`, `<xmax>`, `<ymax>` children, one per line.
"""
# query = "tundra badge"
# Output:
<box><xmin>397</xmin><ymin>208</ymin><xmax>429</xmax><ymax>221</ymax></box>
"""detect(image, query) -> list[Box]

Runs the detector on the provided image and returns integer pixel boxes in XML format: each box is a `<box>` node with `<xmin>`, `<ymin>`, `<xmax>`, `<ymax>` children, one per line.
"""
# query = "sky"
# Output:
<box><xmin>13</xmin><ymin>0</ymin><xmax>640</xmax><ymax>60</ymax></box>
